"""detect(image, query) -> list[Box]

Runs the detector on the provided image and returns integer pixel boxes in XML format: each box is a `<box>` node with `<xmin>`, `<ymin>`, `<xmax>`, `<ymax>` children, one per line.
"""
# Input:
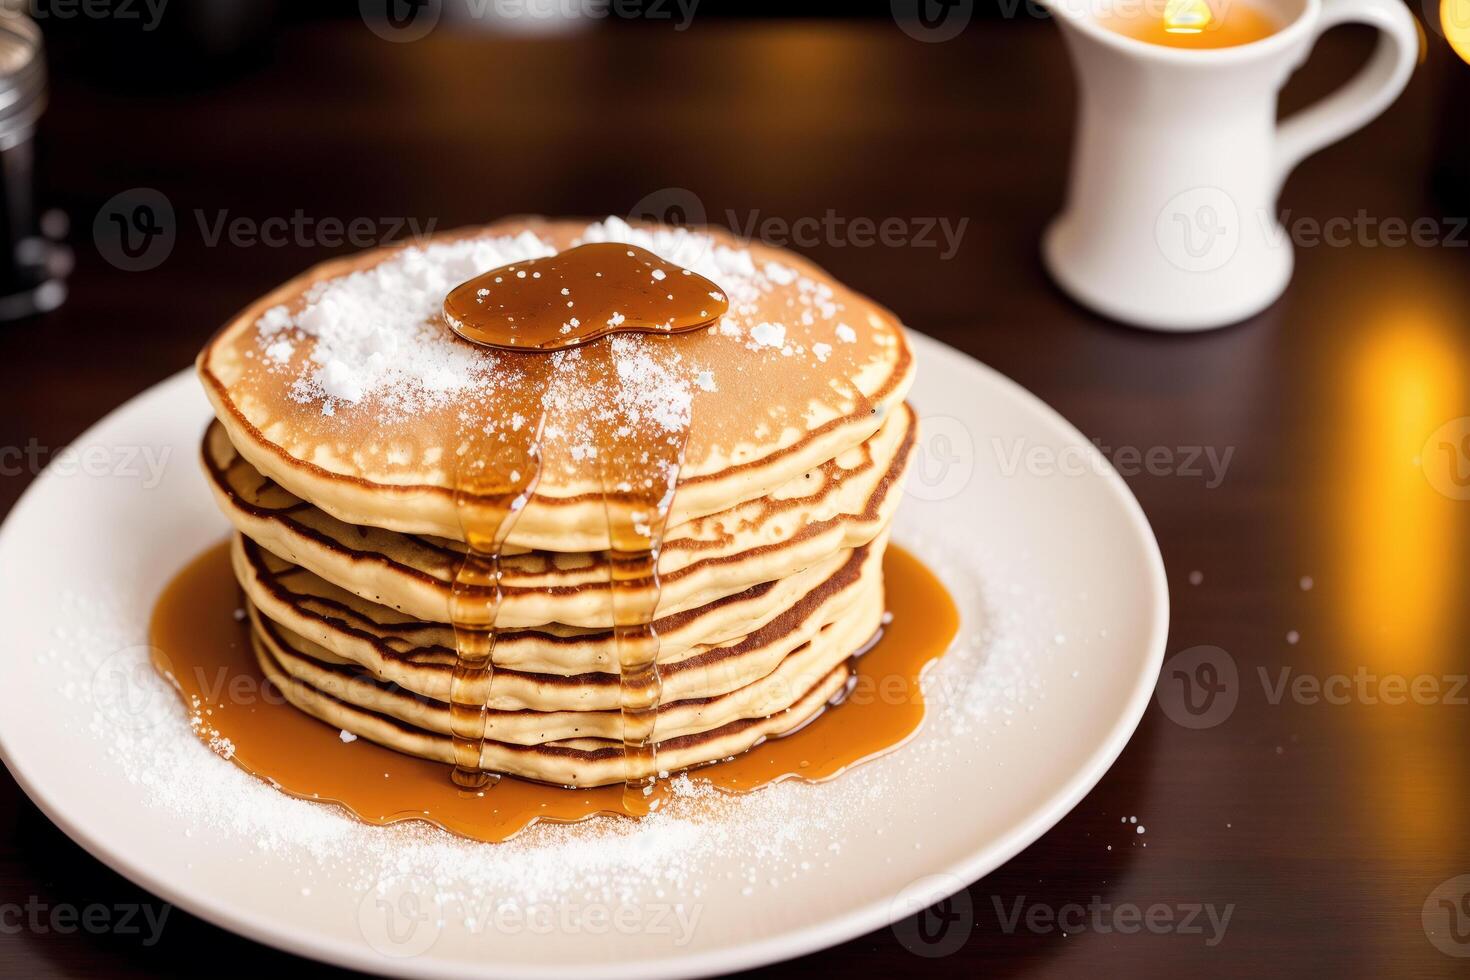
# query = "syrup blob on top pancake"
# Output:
<box><xmin>444</xmin><ymin>242</ymin><xmax>729</xmax><ymax>351</ymax></box>
<box><xmin>198</xmin><ymin>217</ymin><xmax>914</xmax><ymax>547</ymax></box>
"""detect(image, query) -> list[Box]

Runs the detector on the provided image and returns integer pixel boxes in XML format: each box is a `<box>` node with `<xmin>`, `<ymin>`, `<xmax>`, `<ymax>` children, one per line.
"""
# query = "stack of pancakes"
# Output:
<box><xmin>196</xmin><ymin>218</ymin><xmax>916</xmax><ymax>789</ymax></box>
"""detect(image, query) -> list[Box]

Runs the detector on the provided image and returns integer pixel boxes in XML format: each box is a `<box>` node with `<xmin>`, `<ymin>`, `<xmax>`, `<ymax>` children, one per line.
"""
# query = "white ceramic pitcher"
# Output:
<box><xmin>1041</xmin><ymin>0</ymin><xmax>1419</xmax><ymax>331</ymax></box>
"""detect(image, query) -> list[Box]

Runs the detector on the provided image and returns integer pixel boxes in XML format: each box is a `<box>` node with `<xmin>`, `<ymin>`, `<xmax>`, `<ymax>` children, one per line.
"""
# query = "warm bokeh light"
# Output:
<box><xmin>1336</xmin><ymin>311</ymin><xmax>1462</xmax><ymax>667</ymax></box>
<box><xmin>1328</xmin><ymin>293</ymin><xmax>1466</xmax><ymax>875</ymax></box>
<box><xmin>1164</xmin><ymin>0</ymin><xmax>1214</xmax><ymax>33</ymax></box>
<box><xmin>1444</xmin><ymin>0</ymin><xmax>1470</xmax><ymax>64</ymax></box>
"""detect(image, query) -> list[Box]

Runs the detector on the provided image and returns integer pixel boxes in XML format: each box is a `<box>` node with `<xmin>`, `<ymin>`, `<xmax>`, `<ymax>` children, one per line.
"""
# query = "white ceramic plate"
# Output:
<box><xmin>0</xmin><ymin>333</ymin><xmax>1167</xmax><ymax>978</ymax></box>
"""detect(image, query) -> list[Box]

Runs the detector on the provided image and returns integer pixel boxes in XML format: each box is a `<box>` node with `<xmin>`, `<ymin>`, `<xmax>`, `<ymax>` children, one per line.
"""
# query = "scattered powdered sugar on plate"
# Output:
<box><xmin>45</xmin><ymin>524</ymin><xmax>1064</xmax><ymax>921</ymax></box>
<box><xmin>897</xmin><ymin>517</ymin><xmax>1058</xmax><ymax>742</ymax></box>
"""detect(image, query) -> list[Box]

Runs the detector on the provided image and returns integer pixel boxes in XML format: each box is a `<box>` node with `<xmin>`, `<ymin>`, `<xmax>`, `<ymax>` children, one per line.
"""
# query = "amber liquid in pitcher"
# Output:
<box><xmin>1097</xmin><ymin>0</ymin><xmax>1280</xmax><ymax>49</ymax></box>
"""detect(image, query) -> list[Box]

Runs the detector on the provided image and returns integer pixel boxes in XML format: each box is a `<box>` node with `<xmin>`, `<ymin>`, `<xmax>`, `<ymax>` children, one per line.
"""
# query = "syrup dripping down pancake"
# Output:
<box><xmin>235</xmin><ymin>528</ymin><xmax>887</xmax><ymax>714</ymax></box>
<box><xmin>248</xmin><ymin>576</ymin><xmax>882</xmax><ymax>751</ymax></box>
<box><xmin>232</xmin><ymin>531</ymin><xmax>888</xmax><ymax>712</ymax></box>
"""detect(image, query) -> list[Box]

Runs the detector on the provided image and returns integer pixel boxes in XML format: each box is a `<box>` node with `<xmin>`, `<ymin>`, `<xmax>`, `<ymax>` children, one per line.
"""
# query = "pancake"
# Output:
<box><xmin>205</xmin><ymin>403</ymin><xmax>915</xmax><ymax>629</ymax></box>
<box><xmin>251</xmin><ymin>577</ymin><xmax>881</xmax><ymax>748</ymax></box>
<box><xmin>197</xmin><ymin>217</ymin><xmax>915</xmax><ymax>552</ymax></box>
<box><xmin>231</xmin><ymin>532</ymin><xmax>875</xmax><ymax>678</ymax></box>
<box><xmin>235</xmin><ymin>530</ymin><xmax>888</xmax><ymax>711</ymax></box>
<box><xmin>253</xmin><ymin>622</ymin><xmax>861</xmax><ymax>788</ymax></box>
<box><xmin>194</xmin><ymin>215</ymin><xmax>924</xmax><ymax>794</ymax></box>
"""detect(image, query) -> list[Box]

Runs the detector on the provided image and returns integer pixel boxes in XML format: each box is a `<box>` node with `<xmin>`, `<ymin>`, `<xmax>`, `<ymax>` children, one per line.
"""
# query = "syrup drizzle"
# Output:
<box><xmin>447</xmin><ymin>381</ymin><xmax>549</xmax><ymax>788</ymax></box>
<box><xmin>443</xmin><ymin>244</ymin><xmax>728</xmax><ymax>805</ymax></box>
<box><xmin>596</xmin><ymin>359</ymin><xmax>688</xmax><ymax>814</ymax></box>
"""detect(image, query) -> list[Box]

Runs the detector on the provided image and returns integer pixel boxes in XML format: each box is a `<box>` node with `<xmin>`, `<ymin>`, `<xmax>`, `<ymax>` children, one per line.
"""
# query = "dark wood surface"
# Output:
<box><xmin>3</xmin><ymin>13</ymin><xmax>1469</xmax><ymax>977</ymax></box>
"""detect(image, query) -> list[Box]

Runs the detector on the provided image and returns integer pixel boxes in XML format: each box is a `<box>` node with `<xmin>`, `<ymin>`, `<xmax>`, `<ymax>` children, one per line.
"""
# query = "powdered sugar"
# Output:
<box><xmin>284</xmin><ymin>233</ymin><xmax>553</xmax><ymax>412</ymax></box>
<box><xmin>252</xmin><ymin>218</ymin><xmax>834</xmax><ymax>421</ymax></box>
<box><xmin>749</xmin><ymin>322</ymin><xmax>786</xmax><ymax>350</ymax></box>
<box><xmin>262</xmin><ymin>339</ymin><xmax>294</xmax><ymax>364</ymax></box>
<box><xmin>525</xmin><ymin>337</ymin><xmax>693</xmax><ymax>482</ymax></box>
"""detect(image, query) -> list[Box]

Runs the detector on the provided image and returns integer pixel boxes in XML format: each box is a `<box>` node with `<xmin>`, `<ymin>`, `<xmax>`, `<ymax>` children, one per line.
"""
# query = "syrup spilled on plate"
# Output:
<box><xmin>148</xmin><ymin>540</ymin><xmax>958</xmax><ymax>843</ymax></box>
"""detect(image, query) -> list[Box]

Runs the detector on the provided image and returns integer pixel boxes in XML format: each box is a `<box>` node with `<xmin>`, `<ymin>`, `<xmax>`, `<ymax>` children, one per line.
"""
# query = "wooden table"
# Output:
<box><xmin>3</xmin><ymin>15</ymin><xmax>1468</xmax><ymax>977</ymax></box>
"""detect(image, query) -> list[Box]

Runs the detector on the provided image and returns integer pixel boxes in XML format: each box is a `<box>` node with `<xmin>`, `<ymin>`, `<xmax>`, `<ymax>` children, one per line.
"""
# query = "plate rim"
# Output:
<box><xmin>0</xmin><ymin>332</ymin><xmax>1169</xmax><ymax>978</ymax></box>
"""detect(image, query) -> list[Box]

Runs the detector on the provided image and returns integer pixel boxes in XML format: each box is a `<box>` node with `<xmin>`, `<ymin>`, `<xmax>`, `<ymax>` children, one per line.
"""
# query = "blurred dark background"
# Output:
<box><xmin>4</xmin><ymin>0</ymin><xmax>1470</xmax><ymax>977</ymax></box>
<box><xmin>37</xmin><ymin>0</ymin><xmax>1053</xmax><ymax>80</ymax></box>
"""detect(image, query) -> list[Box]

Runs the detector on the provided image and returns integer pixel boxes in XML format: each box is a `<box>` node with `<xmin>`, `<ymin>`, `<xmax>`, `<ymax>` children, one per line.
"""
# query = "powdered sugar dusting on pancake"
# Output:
<box><xmin>251</xmin><ymin>218</ymin><xmax>832</xmax><ymax>421</ymax></box>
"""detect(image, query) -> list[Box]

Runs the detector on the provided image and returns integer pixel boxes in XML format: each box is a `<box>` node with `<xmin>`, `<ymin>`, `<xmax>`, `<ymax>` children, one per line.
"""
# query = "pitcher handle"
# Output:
<box><xmin>1273</xmin><ymin>0</ymin><xmax>1419</xmax><ymax>196</ymax></box>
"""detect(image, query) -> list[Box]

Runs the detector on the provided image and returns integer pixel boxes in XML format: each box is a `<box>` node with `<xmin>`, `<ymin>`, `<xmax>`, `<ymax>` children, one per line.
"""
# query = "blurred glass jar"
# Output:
<box><xmin>0</xmin><ymin>12</ymin><xmax>68</xmax><ymax>320</ymax></box>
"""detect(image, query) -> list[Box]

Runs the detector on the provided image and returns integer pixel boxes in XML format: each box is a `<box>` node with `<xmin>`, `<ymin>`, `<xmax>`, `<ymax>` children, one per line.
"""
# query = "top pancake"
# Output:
<box><xmin>198</xmin><ymin>217</ymin><xmax>914</xmax><ymax>551</ymax></box>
